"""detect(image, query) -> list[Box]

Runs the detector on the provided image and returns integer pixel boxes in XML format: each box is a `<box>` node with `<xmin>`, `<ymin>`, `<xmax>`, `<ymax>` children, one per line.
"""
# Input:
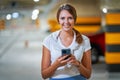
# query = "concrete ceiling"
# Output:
<box><xmin>0</xmin><ymin>0</ymin><xmax>120</xmax><ymax>19</ymax></box>
<box><xmin>0</xmin><ymin>0</ymin><xmax>51</xmax><ymax>9</ymax></box>
<box><xmin>101</xmin><ymin>0</ymin><xmax>120</xmax><ymax>9</ymax></box>
<box><xmin>0</xmin><ymin>0</ymin><xmax>54</xmax><ymax>17</ymax></box>
<box><xmin>48</xmin><ymin>0</ymin><xmax>120</xmax><ymax>19</ymax></box>
<box><xmin>1</xmin><ymin>0</ymin><xmax>63</xmax><ymax>20</ymax></box>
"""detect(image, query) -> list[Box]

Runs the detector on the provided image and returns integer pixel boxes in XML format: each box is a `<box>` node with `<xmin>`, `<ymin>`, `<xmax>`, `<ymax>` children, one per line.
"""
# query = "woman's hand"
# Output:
<box><xmin>68</xmin><ymin>55</ymin><xmax>80</xmax><ymax>67</ymax></box>
<box><xmin>55</xmin><ymin>55</ymin><xmax>71</xmax><ymax>67</ymax></box>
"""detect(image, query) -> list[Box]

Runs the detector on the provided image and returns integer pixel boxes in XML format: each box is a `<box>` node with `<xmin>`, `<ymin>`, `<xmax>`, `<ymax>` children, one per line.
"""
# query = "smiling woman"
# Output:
<box><xmin>41</xmin><ymin>4</ymin><xmax>92</xmax><ymax>80</ymax></box>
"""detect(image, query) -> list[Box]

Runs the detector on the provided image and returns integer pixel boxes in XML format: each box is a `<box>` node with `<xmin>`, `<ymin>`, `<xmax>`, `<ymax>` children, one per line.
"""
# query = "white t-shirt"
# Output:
<box><xmin>42</xmin><ymin>30</ymin><xmax>91</xmax><ymax>78</ymax></box>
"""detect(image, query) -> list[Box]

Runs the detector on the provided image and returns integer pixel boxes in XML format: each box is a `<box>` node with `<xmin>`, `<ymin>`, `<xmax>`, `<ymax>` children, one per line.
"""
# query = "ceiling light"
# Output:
<box><xmin>12</xmin><ymin>12</ymin><xmax>19</xmax><ymax>18</ymax></box>
<box><xmin>33</xmin><ymin>0</ymin><xmax>39</xmax><ymax>2</ymax></box>
<box><xmin>32</xmin><ymin>9</ymin><xmax>39</xmax><ymax>15</ymax></box>
<box><xmin>102</xmin><ymin>8</ymin><xmax>107</xmax><ymax>13</ymax></box>
<box><xmin>6</xmin><ymin>14</ymin><xmax>11</xmax><ymax>20</ymax></box>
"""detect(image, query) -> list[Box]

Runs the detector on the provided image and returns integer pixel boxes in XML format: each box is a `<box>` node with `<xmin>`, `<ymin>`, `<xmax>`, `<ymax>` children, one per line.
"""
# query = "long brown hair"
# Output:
<box><xmin>56</xmin><ymin>3</ymin><xmax>83</xmax><ymax>44</ymax></box>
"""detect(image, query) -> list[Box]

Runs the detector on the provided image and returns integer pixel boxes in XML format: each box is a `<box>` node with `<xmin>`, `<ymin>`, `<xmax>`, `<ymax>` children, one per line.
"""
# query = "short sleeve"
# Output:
<box><xmin>42</xmin><ymin>36</ymin><xmax>51</xmax><ymax>50</ymax></box>
<box><xmin>83</xmin><ymin>36</ymin><xmax>91</xmax><ymax>52</ymax></box>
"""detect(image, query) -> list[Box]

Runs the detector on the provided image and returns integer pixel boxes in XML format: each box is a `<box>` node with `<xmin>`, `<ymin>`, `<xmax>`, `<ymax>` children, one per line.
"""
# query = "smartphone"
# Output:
<box><xmin>61</xmin><ymin>49</ymin><xmax>71</xmax><ymax>59</ymax></box>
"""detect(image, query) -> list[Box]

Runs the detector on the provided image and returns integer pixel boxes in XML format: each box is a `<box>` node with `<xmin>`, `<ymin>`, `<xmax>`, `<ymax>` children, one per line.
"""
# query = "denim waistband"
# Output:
<box><xmin>49</xmin><ymin>75</ymin><xmax>86</xmax><ymax>80</ymax></box>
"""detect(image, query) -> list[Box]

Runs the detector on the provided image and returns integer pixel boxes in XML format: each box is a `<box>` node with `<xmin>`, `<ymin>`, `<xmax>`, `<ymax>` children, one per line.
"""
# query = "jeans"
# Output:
<box><xmin>49</xmin><ymin>75</ymin><xmax>86</xmax><ymax>80</ymax></box>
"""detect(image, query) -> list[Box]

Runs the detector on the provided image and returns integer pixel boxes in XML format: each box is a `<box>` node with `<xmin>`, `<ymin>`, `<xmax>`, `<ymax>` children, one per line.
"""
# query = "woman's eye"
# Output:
<box><xmin>61</xmin><ymin>17</ymin><xmax>65</xmax><ymax>20</ymax></box>
<box><xmin>60</xmin><ymin>17</ymin><xmax>73</xmax><ymax>20</ymax></box>
<box><xmin>69</xmin><ymin>17</ymin><xmax>73</xmax><ymax>19</ymax></box>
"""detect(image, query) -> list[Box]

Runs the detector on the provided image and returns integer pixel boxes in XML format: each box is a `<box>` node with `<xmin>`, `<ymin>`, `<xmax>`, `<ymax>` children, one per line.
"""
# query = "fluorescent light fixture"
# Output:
<box><xmin>33</xmin><ymin>0</ymin><xmax>39</xmax><ymax>2</ymax></box>
<box><xmin>32</xmin><ymin>9</ymin><xmax>39</xmax><ymax>15</ymax></box>
<box><xmin>12</xmin><ymin>12</ymin><xmax>19</xmax><ymax>18</ymax></box>
<box><xmin>6</xmin><ymin>14</ymin><xmax>12</xmax><ymax>20</ymax></box>
<box><xmin>102</xmin><ymin>8</ymin><xmax>107</xmax><ymax>13</ymax></box>
<box><xmin>31</xmin><ymin>14</ymin><xmax>38</xmax><ymax>20</ymax></box>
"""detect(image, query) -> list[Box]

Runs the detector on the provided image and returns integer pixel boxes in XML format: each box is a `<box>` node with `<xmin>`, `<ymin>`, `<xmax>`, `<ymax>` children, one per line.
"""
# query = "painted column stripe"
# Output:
<box><xmin>107</xmin><ymin>9</ymin><xmax>120</xmax><ymax>13</ymax></box>
<box><xmin>107</xmin><ymin>64</ymin><xmax>120</xmax><ymax>72</ymax></box>
<box><xmin>105</xmin><ymin>32</ymin><xmax>120</xmax><ymax>44</ymax></box>
<box><xmin>106</xmin><ymin>13</ymin><xmax>120</xmax><ymax>25</ymax></box>
<box><xmin>106</xmin><ymin>45</ymin><xmax>120</xmax><ymax>52</ymax></box>
<box><xmin>106</xmin><ymin>25</ymin><xmax>120</xmax><ymax>32</ymax></box>
<box><xmin>105</xmin><ymin>52</ymin><xmax>120</xmax><ymax>64</ymax></box>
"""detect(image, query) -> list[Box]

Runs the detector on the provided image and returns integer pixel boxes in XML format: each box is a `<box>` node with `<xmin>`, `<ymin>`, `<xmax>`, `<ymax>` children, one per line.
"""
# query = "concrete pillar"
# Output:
<box><xmin>105</xmin><ymin>10</ymin><xmax>120</xmax><ymax>72</ymax></box>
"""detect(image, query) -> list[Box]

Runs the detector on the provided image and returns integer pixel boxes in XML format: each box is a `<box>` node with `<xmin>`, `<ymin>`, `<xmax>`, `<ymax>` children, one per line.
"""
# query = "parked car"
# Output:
<box><xmin>88</xmin><ymin>32</ymin><xmax>105</xmax><ymax>64</ymax></box>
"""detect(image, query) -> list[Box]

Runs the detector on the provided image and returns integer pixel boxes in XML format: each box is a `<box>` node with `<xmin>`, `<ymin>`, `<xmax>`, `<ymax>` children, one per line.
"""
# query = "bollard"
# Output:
<box><xmin>25</xmin><ymin>40</ymin><xmax>28</xmax><ymax>48</ymax></box>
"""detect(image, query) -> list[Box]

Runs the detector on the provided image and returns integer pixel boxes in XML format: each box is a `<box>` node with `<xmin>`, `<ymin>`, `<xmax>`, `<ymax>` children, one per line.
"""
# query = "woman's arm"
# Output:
<box><xmin>78</xmin><ymin>49</ymin><xmax>92</xmax><ymax>79</ymax></box>
<box><xmin>41</xmin><ymin>46</ymin><xmax>58</xmax><ymax>79</ymax></box>
<box><xmin>41</xmin><ymin>46</ymin><xmax>71</xmax><ymax>79</ymax></box>
<box><xmin>70</xmin><ymin>49</ymin><xmax>92</xmax><ymax>79</ymax></box>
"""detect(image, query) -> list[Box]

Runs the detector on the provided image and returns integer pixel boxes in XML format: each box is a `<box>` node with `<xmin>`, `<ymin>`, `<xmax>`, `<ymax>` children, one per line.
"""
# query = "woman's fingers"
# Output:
<box><xmin>57</xmin><ymin>55</ymin><xmax>71</xmax><ymax>66</ymax></box>
<box><xmin>68</xmin><ymin>55</ymin><xmax>78</xmax><ymax>65</ymax></box>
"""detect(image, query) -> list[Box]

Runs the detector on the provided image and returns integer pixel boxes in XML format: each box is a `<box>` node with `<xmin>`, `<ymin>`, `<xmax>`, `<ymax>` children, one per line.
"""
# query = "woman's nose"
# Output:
<box><xmin>64</xmin><ymin>19</ymin><xmax>69</xmax><ymax>23</ymax></box>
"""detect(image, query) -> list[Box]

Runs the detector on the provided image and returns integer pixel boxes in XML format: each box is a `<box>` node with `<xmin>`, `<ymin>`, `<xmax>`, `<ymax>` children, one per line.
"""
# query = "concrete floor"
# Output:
<box><xmin>0</xmin><ymin>30</ymin><xmax>120</xmax><ymax>80</ymax></box>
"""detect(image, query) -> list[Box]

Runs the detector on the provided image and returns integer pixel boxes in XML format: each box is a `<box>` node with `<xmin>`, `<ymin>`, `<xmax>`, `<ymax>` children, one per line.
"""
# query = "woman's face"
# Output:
<box><xmin>59</xmin><ymin>10</ymin><xmax>75</xmax><ymax>31</ymax></box>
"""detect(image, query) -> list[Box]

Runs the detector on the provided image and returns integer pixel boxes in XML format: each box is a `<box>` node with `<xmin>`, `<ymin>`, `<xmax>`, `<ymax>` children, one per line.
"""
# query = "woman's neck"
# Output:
<box><xmin>59</xmin><ymin>30</ymin><xmax>74</xmax><ymax>47</ymax></box>
<box><xmin>60</xmin><ymin>30</ymin><xmax>74</xmax><ymax>39</ymax></box>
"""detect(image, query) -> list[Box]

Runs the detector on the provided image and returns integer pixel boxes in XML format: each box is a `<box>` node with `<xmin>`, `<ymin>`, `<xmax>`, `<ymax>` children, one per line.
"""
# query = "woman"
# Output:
<box><xmin>41</xmin><ymin>4</ymin><xmax>92</xmax><ymax>80</ymax></box>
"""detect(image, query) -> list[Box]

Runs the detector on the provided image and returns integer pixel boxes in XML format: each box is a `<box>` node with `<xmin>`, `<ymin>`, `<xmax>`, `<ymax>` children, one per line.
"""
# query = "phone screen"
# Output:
<box><xmin>61</xmin><ymin>49</ymin><xmax>71</xmax><ymax>56</ymax></box>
